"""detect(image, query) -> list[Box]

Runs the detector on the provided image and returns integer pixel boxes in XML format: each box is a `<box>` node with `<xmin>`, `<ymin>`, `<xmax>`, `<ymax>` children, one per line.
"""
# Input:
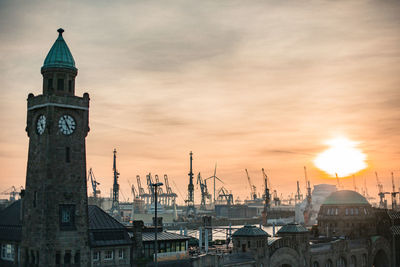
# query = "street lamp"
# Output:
<box><xmin>151</xmin><ymin>182</ymin><xmax>163</xmax><ymax>266</ymax></box>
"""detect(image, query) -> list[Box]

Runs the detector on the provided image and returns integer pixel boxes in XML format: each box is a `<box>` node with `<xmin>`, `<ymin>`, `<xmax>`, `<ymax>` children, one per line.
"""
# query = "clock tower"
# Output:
<box><xmin>21</xmin><ymin>29</ymin><xmax>90</xmax><ymax>266</ymax></box>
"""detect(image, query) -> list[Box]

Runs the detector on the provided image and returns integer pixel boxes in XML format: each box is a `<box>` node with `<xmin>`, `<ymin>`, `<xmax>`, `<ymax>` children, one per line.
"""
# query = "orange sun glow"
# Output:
<box><xmin>314</xmin><ymin>137</ymin><xmax>367</xmax><ymax>177</ymax></box>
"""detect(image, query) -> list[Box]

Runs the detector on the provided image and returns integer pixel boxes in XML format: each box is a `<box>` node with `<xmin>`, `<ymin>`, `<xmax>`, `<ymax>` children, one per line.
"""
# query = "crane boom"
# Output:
<box><xmin>245</xmin><ymin>169</ymin><xmax>257</xmax><ymax>200</ymax></box>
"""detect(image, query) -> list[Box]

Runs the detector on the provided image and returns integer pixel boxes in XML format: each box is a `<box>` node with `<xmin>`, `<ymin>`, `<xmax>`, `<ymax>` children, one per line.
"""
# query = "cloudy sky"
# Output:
<box><xmin>0</xmin><ymin>0</ymin><xmax>399</xmax><ymax>204</ymax></box>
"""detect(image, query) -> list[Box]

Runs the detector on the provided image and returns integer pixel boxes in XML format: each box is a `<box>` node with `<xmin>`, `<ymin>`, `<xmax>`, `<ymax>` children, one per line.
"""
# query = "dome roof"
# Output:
<box><xmin>277</xmin><ymin>223</ymin><xmax>308</xmax><ymax>234</ymax></box>
<box><xmin>323</xmin><ymin>190</ymin><xmax>369</xmax><ymax>205</ymax></box>
<box><xmin>42</xmin><ymin>28</ymin><xmax>76</xmax><ymax>71</ymax></box>
<box><xmin>232</xmin><ymin>225</ymin><xmax>270</xmax><ymax>237</ymax></box>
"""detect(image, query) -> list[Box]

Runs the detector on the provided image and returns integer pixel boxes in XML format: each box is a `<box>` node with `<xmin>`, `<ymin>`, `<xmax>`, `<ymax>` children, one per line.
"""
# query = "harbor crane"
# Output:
<box><xmin>197</xmin><ymin>172</ymin><xmax>211</xmax><ymax>210</ymax></box>
<box><xmin>376</xmin><ymin>172</ymin><xmax>390</xmax><ymax>209</ymax></box>
<box><xmin>0</xmin><ymin>186</ymin><xmax>23</xmax><ymax>202</ymax></box>
<box><xmin>217</xmin><ymin>186</ymin><xmax>233</xmax><ymax>205</ymax></box>
<box><xmin>303</xmin><ymin>166</ymin><xmax>313</xmax><ymax>225</ymax></box>
<box><xmin>245</xmin><ymin>169</ymin><xmax>257</xmax><ymax>201</ymax></box>
<box><xmin>295</xmin><ymin>181</ymin><xmax>303</xmax><ymax>204</ymax></box>
<box><xmin>88</xmin><ymin>168</ymin><xmax>100</xmax><ymax>198</ymax></box>
<box><xmin>205</xmin><ymin>163</ymin><xmax>224</xmax><ymax>205</ymax></box>
<box><xmin>261</xmin><ymin>168</ymin><xmax>271</xmax><ymax>209</ymax></box>
<box><xmin>164</xmin><ymin>175</ymin><xmax>177</xmax><ymax>207</ymax></box>
<box><xmin>186</xmin><ymin>152</ymin><xmax>196</xmax><ymax>215</ymax></box>
<box><xmin>335</xmin><ymin>173</ymin><xmax>342</xmax><ymax>190</ymax></box>
<box><xmin>155</xmin><ymin>175</ymin><xmax>166</xmax><ymax>205</ymax></box>
<box><xmin>391</xmin><ymin>172</ymin><xmax>399</xmax><ymax>210</ymax></box>
<box><xmin>353</xmin><ymin>175</ymin><xmax>358</xmax><ymax>192</ymax></box>
<box><xmin>110</xmin><ymin>149</ymin><xmax>120</xmax><ymax>215</ymax></box>
<box><xmin>146</xmin><ymin>173</ymin><xmax>155</xmax><ymax>203</ymax></box>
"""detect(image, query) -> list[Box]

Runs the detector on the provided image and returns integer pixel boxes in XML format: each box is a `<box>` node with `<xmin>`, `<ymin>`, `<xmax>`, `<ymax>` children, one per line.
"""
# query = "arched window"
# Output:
<box><xmin>345</xmin><ymin>208</ymin><xmax>349</xmax><ymax>215</ymax></box>
<box><xmin>337</xmin><ymin>257</ymin><xmax>346</xmax><ymax>267</ymax></box>
<box><xmin>361</xmin><ymin>254</ymin><xmax>367</xmax><ymax>267</ymax></box>
<box><xmin>350</xmin><ymin>255</ymin><xmax>356</xmax><ymax>267</ymax></box>
<box><xmin>335</xmin><ymin>208</ymin><xmax>338</xmax><ymax>215</ymax></box>
<box><xmin>325</xmin><ymin>259</ymin><xmax>333</xmax><ymax>267</ymax></box>
<box><xmin>350</xmin><ymin>208</ymin><xmax>354</xmax><ymax>215</ymax></box>
<box><xmin>313</xmin><ymin>261</ymin><xmax>319</xmax><ymax>267</ymax></box>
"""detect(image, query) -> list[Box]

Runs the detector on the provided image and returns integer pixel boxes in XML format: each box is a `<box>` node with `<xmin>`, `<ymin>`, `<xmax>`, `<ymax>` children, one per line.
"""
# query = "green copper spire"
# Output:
<box><xmin>42</xmin><ymin>28</ymin><xmax>76</xmax><ymax>71</ymax></box>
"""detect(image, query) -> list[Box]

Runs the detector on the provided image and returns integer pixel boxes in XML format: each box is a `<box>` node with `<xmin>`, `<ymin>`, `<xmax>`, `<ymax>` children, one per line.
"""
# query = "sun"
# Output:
<box><xmin>314</xmin><ymin>137</ymin><xmax>367</xmax><ymax>177</ymax></box>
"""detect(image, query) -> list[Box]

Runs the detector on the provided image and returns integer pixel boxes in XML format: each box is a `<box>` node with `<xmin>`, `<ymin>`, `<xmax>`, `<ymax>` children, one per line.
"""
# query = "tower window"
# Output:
<box><xmin>57</xmin><ymin>79</ymin><xmax>64</xmax><ymax>91</ymax></box>
<box><xmin>48</xmin><ymin>79</ymin><xmax>53</xmax><ymax>90</ymax></box>
<box><xmin>68</xmin><ymin>80</ymin><xmax>72</xmax><ymax>92</ymax></box>
<box><xmin>55</xmin><ymin>251</ymin><xmax>60</xmax><ymax>264</ymax></box>
<box><xmin>59</xmin><ymin>204</ymin><xmax>76</xmax><ymax>230</ymax></box>
<box><xmin>66</xmin><ymin>147</ymin><xmax>70</xmax><ymax>163</ymax></box>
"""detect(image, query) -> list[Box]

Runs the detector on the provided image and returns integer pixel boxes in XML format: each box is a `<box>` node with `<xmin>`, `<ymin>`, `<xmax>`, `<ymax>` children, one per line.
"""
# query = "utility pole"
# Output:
<box><xmin>151</xmin><ymin>182</ymin><xmax>163</xmax><ymax>266</ymax></box>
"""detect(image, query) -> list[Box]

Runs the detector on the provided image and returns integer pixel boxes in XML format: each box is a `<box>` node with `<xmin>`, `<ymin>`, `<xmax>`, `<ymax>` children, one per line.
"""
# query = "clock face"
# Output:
<box><xmin>58</xmin><ymin>115</ymin><xmax>76</xmax><ymax>135</ymax></box>
<box><xmin>36</xmin><ymin>115</ymin><xmax>46</xmax><ymax>135</ymax></box>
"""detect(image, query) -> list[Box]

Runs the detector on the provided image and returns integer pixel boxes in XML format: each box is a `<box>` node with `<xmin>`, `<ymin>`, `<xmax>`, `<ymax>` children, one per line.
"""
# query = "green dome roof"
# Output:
<box><xmin>323</xmin><ymin>190</ymin><xmax>369</xmax><ymax>205</ymax></box>
<box><xmin>277</xmin><ymin>223</ymin><xmax>308</xmax><ymax>234</ymax></box>
<box><xmin>232</xmin><ymin>225</ymin><xmax>270</xmax><ymax>237</ymax></box>
<box><xmin>42</xmin><ymin>28</ymin><xmax>76</xmax><ymax>71</ymax></box>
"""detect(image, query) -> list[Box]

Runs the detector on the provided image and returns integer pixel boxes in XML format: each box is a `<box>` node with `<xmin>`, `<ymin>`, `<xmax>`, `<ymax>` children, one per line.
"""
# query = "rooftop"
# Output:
<box><xmin>142</xmin><ymin>231</ymin><xmax>190</xmax><ymax>242</ymax></box>
<box><xmin>322</xmin><ymin>190</ymin><xmax>369</xmax><ymax>206</ymax></box>
<box><xmin>277</xmin><ymin>223</ymin><xmax>308</xmax><ymax>234</ymax></box>
<box><xmin>232</xmin><ymin>225</ymin><xmax>270</xmax><ymax>237</ymax></box>
<box><xmin>42</xmin><ymin>28</ymin><xmax>76</xmax><ymax>71</ymax></box>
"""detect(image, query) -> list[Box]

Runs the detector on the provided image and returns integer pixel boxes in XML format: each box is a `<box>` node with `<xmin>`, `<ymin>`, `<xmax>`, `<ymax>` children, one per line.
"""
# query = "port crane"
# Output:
<box><xmin>155</xmin><ymin>174</ymin><xmax>166</xmax><ymax>205</ymax></box>
<box><xmin>391</xmin><ymin>172</ymin><xmax>399</xmax><ymax>210</ymax></box>
<box><xmin>163</xmin><ymin>175</ymin><xmax>177</xmax><ymax>207</ymax></box>
<box><xmin>0</xmin><ymin>186</ymin><xmax>23</xmax><ymax>202</ymax></box>
<box><xmin>217</xmin><ymin>186</ymin><xmax>233</xmax><ymax>205</ymax></box>
<box><xmin>295</xmin><ymin>181</ymin><xmax>303</xmax><ymax>204</ymax></box>
<box><xmin>88</xmin><ymin>168</ymin><xmax>101</xmax><ymax>198</ymax></box>
<box><xmin>352</xmin><ymin>175</ymin><xmax>358</xmax><ymax>192</ymax></box>
<box><xmin>303</xmin><ymin>166</ymin><xmax>313</xmax><ymax>225</ymax></box>
<box><xmin>197</xmin><ymin>172</ymin><xmax>211</xmax><ymax>210</ymax></box>
<box><xmin>376</xmin><ymin>172</ymin><xmax>390</xmax><ymax>209</ymax></box>
<box><xmin>335</xmin><ymin>173</ymin><xmax>342</xmax><ymax>190</ymax></box>
<box><xmin>245</xmin><ymin>169</ymin><xmax>257</xmax><ymax>201</ymax></box>
<box><xmin>186</xmin><ymin>152</ymin><xmax>196</xmax><ymax>215</ymax></box>
<box><xmin>146</xmin><ymin>173</ymin><xmax>155</xmax><ymax>203</ymax></box>
<box><xmin>110</xmin><ymin>149</ymin><xmax>120</xmax><ymax>215</ymax></box>
<box><xmin>261</xmin><ymin>168</ymin><xmax>271</xmax><ymax>209</ymax></box>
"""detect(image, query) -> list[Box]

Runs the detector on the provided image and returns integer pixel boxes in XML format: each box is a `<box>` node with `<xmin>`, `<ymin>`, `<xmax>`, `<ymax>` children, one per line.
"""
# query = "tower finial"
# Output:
<box><xmin>57</xmin><ymin>28</ymin><xmax>64</xmax><ymax>35</ymax></box>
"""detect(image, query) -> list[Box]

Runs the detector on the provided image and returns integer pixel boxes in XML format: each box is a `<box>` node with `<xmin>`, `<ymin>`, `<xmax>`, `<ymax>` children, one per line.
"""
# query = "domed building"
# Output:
<box><xmin>317</xmin><ymin>190</ymin><xmax>376</xmax><ymax>238</ymax></box>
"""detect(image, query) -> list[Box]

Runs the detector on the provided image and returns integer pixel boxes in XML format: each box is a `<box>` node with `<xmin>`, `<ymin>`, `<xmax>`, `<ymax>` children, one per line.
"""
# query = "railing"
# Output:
<box><xmin>154</xmin><ymin>251</ymin><xmax>188</xmax><ymax>261</ymax></box>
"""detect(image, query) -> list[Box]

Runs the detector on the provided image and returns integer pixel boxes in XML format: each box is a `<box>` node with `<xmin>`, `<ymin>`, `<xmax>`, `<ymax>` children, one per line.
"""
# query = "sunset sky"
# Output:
<box><xmin>0</xmin><ymin>0</ymin><xmax>399</xmax><ymax>204</ymax></box>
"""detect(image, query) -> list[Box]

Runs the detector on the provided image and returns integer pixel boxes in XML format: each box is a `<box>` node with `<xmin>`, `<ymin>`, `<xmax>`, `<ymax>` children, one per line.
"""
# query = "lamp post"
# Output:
<box><xmin>151</xmin><ymin>182</ymin><xmax>163</xmax><ymax>266</ymax></box>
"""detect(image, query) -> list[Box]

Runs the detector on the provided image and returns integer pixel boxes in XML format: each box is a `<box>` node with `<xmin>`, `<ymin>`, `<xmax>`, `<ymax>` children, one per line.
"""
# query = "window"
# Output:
<box><xmin>350</xmin><ymin>255</ymin><xmax>356</xmax><ymax>267</ymax></box>
<box><xmin>335</xmin><ymin>208</ymin><xmax>338</xmax><ymax>215</ymax></box>
<box><xmin>1</xmin><ymin>244</ymin><xmax>14</xmax><ymax>261</ymax></box>
<box><xmin>56</xmin><ymin>251</ymin><xmax>61</xmax><ymax>264</ymax></box>
<box><xmin>361</xmin><ymin>254</ymin><xmax>367</xmax><ymax>267</ymax></box>
<box><xmin>105</xmin><ymin>250</ymin><xmax>113</xmax><ymax>260</ymax></box>
<box><xmin>313</xmin><ymin>261</ymin><xmax>319</xmax><ymax>267</ymax></box>
<box><xmin>345</xmin><ymin>208</ymin><xmax>349</xmax><ymax>215</ymax></box>
<box><xmin>68</xmin><ymin>80</ymin><xmax>72</xmax><ymax>92</ymax></box>
<box><xmin>248</xmin><ymin>241</ymin><xmax>250</xmax><ymax>248</ymax></box>
<box><xmin>325</xmin><ymin>259</ymin><xmax>333</xmax><ymax>267</ymax></box>
<box><xmin>64</xmin><ymin>251</ymin><xmax>71</xmax><ymax>264</ymax></box>
<box><xmin>66</xmin><ymin>147</ymin><xmax>70</xmax><ymax>163</ymax></box>
<box><xmin>48</xmin><ymin>78</ymin><xmax>53</xmax><ymax>90</ymax></box>
<box><xmin>118</xmin><ymin>249</ymin><xmax>124</xmax><ymax>259</ymax></box>
<box><xmin>58</xmin><ymin>79</ymin><xmax>64</xmax><ymax>91</ymax></box>
<box><xmin>350</xmin><ymin>208</ymin><xmax>354</xmax><ymax>215</ymax></box>
<box><xmin>59</xmin><ymin>204</ymin><xmax>75</xmax><ymax>230</ymax></box>
<box><xmin>93</xmin><ymin>251</ymin><xmax>100</xmax><ymax>261</ymax></box>
<box><xmin>355</xmin><ymin>208</ymin><xmax>359</xmax><ymax>215</ymax></box>
<box><xmin>337</xmin><ymin>257</ymin><xmax>346</xmax><ymax>267</ymax></box>
<box><xmin>74</xmin><ymin>251</ymin><xmax>80</xmax><ymax>264</ymax></box>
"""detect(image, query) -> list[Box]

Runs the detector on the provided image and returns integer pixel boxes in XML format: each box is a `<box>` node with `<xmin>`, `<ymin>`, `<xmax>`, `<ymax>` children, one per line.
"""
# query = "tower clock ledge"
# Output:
<box><xmin>27</xmin><ymin>92</ymin><xmax>90</xmax><ymax>110</ymax></box>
